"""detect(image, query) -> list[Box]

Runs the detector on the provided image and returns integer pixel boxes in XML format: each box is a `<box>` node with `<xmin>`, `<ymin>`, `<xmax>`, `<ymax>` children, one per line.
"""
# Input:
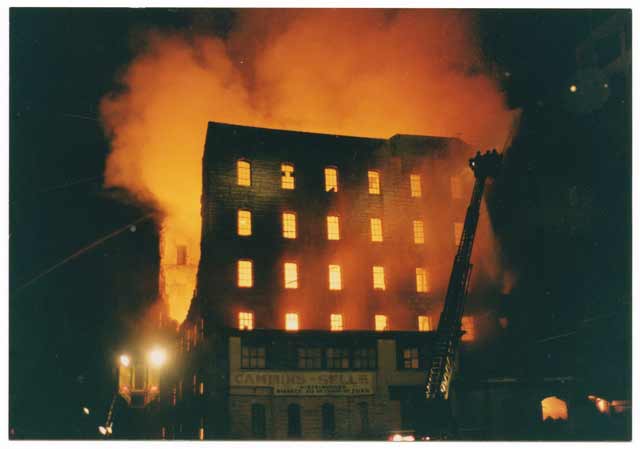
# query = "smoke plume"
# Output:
<box><xmin>100</xmin><ymin>9</ymin><xmax>519</xmax><ymax>324</ymax></box>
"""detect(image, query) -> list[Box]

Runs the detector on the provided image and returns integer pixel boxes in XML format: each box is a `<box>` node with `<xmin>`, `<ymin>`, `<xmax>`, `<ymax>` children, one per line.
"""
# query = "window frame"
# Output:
<box><xmin>284</xmin><ymin>262</ymin><xmax>299</xmax><ymax>289</ymax></box>
<box><xmin>282</xmin><ymin>212</ymin><xmax>297</xmax><ymax>239</ymax></box>
<box><xmin>296</xmin><ymin>346</ymin><xmax>322</xmax><ymax>369</ymax></box>
<box><xmin>416</xmin><ymin>267</ymin><xmax>429</xmax><ymax>293</ymax></box>
<box><xmin>326</xmin><ymin>347</ymin><xmax>350</xmax><ymax>369</ymax></box>
<box><xmin>367</xmin><ymin>170</ymin><xmax>381</xmax><ymax>195</ymax></box>
<box><xmin>241</xmin><ymin>344</ymin><xmax>266</xmax><ymax>369</ymax></box>
<box><xmin>412</xmin><ymin>219</ymin><xmax>425</xmax><ymax>244</ymax></box>
<box><xmin>285</xmin><ymin>313</ymin><xmax>299</xmax><ymax>331</ymax></box>
<box><xmin>238</xmin><ymin>209</ymin><xmax>252</xmax><ymax>237</ymax></box>
<box><xmin>324</xmin><ymin>166</ymin><xmax>339</xmax><ymax>192</ymax></box>
<box><xmin>372</xmin><ymin>266</ymin><xmax>386</xmax><ymax>290</ymax></box>
<box><xmin>352</xmin><ymin>347</ymin><xmax>377</xmax><ymax>370</ymax></box>
<box><xmin>237</xmin><ymin>259</ymin><xmax>254</xmax><ymax>288</ymax></box>
<box><xmin>281</xmin><ymin>162</ymin><xmax>295</xmax><ymax>190</ymax></box>
<box><xmin>410</xmin><ymin>174</ymin><xmax>422</xmax><ymax>198</ymax></box>
<box><xmin>328</xmin><ymin>264</ymin><xmax>342</xmax><ymax>291</ymax></box>
<box><xmin>326</xmin><ymin>215</ymin><xmax>340</xmax><ymax>241</ymax></box>
<box><xmin>399</xmin><ymin>346</ymin><xmax>420</xmax><ymax>370</ymax></box>
<box><xmin>370</xmin><ymin>217</ymin><xmax>383</xmax><ymax>242</ymax></box>
<box><xmin>330</xmin><ymin>313</ymin><xmax>344</xmax><ymax>331</ymax></box>
<box><xmin>374</xmin><ymin>314</ymin><xmax>389</xmax><ymax>331</ymax></box>
<box><xmin>418</xmin><ymin>315</ymin><xmax>432</xmax><ymax>332</ymax></box>
<box><xmin>238</xmin><ymin>311</ymin><xmax>254</xmax><ymax>330</ymax></box>
<box><xmin>237</xmin><ymin>159</ymin><xmax>252</xmax><ymax>187</ymax></box>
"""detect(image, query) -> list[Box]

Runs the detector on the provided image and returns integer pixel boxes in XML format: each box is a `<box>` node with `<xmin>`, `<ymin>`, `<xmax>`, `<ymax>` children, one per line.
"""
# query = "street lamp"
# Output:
<box><xmin>148</xmin><ymin>347</ymin><xmax>167</xmax><ymax>368</ymax></box>
<box><xmin>119</xmin><ymin>354</ymin><xmax>131</xmax><ymax>367</ymax></box>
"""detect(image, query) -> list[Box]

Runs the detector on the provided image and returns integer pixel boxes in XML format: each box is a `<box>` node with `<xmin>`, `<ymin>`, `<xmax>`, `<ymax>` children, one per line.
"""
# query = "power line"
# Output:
<box><xmin>14</xmin><ymin>214</ymin><xmax>154</xmax><ymax>294</ymax></box>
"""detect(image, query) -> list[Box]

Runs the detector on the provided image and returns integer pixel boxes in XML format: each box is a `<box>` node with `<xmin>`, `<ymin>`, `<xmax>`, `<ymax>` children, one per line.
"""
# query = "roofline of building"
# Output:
<box><xmin>206</xmin><ymin>120</ymin><xmax>466</xmax><ymax>146</ymax></box>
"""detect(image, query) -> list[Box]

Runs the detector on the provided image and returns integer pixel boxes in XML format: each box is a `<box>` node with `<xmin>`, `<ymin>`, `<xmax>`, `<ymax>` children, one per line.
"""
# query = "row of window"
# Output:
<box><xmin>236</xmin><ymin>260</ymin><xmax>431</xmax><ymax>293</ymax></box>
<box><xmin>241</xmin><ymin>343</ymin><xmax>378</xmax><ymax>370</ymax></box>
<box><xmin>240</xmin><ymin>342</ymin><xmax>434</xmax><ymax>371</ymax></box>
<box><xmin>238</xmin><ymin>311</ymin><xmax>434</xmax><ymax>333</ymax></box>
<box><xmin>238</xmin><ymin>210</ymin><xmax>434</xmax><ymax>244</ymax></box>
<box><xmin>238</xmin><ymin>160</ymin><xmax>425</xmax><ymax>196</ymax></box>
<box><xmin>240</xmin><ymin>209</ymin><xmax>464</xmax><ymax>246</ymax></box>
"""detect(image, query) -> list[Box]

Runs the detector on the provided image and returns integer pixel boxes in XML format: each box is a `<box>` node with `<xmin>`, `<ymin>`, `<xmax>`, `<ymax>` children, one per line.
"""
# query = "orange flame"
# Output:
<box><xmin>100</xmin><ymin>10</ymin><xmax>518</xmax><ymax>324</ymax></box>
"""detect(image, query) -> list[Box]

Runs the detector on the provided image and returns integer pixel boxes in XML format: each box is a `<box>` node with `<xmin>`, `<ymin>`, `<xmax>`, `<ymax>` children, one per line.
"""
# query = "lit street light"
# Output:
<box><xmin>148</xmin><ymin>347</ymin><xmax>167</xmax><ymax>368</ymax></box>
<box><xmin>119</xmin><ymin>354</ymin><xmax>131</xmax><ymax>367</ymax></box>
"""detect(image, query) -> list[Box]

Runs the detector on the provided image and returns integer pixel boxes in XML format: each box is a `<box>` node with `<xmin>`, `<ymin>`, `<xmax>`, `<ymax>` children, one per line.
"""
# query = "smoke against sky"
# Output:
<box><xmin>100</xmin><ymin>9</ymin><xmax>519</xmax><ymax>323</ymax></box>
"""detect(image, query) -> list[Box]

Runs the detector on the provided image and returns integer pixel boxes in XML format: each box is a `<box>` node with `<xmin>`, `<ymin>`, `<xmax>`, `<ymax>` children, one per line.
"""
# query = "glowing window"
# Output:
<box><xmin>375</xmin><ymin>314</ymin><xmax>388</xmax><ymax>331</ymax></box>
<box><xmin>541</xmin><ymin>396</ymin><xmax>568</xmax><ymax>421</ymax></box>
<box><xmin>284</xmin><ymin>262</ymin><xmax>298</xmax><ymax>289</ymax></box>
<box><xmin>281</xmin><ymin>163</ymin><xmax>295</xmax><ymax>189</ymax></box>
<box><xmin>199</xmin><ymin>382</ymin><xmax>204</xmax><ymax>395</ymax></box>
<box><xmin>413</xmin><ymin>220</ymin><xmax>424</xmax><ymax>244</ymax></box>
<box><xmin>282</xmin><ymin>212</ymin><xmax>297</xmax><ymax>239</ymax></box>
<box><xmin>402</xmin><ymin>348</ymin><xmax>419</xmax><ymax>369</ymax></box>
<box><xmin>327</xmin><ymin>216</ymin><xmax>340</xmax><ymax>240</ymax></box>
<box><xmin>410</xmin><ymin>174</ymin><xmax>422</xmax><ymax>197</ymax></box>
<box><xmin>450</xmin><ymin>176</ymin><xmax>463</xmax><ymax>199</ymax></box>
<box><xmin>368</xmin><ymin>171</ymin><xmax>381</xmax><ymax>194</ymax></box>
<box><xmin>238</xmin><ymin>312</ymin><xmax>254</xmax><ymax>330</ymax></box>
<box><xmin>330</xmin><ymin>314</ymin><xmax>343</xmax><ymax>331</ymax></box>
<box><xmin>370</xmin><ymin>218</ymin><xmax>383</xmax><ymax>242</ymax></box>
<box><xmin>372</xmin><ymin>266</ymin><xmax>386</xmax><ymax>290</ymax></box>
<box><xmin>454</xmin><ymin>222</ymin><xmax>463</xmax><ymax>245</ymax></box>
<box><xmin>416</xmin><ymin>268</ymin><xmax>429</xmax><ymax>293</ymax></box>
<box><xmin>418</xmin><ymin>315</ymin><xmax>432</xmax><ymax>331</ymax></box>
<box><xmin>285</xmin><ymin>313</ymin><xmax>299</xmax><ymax>331</ymax></box>
<box><xmin>237</xmin><ymin>160</ymin><xmax>251</xmax><ymax>186</ymax></box>
<box><xmin>238</xmin><ymin>210</ymin><xmax>252</xmax><ymax>236</ymax></box>
<box><xmin>237</xmin><ymin>260</ymin><xmax>253</xmax><ymax>288</ymax></box>
<box><xmin>329</xmin><ymin>265</ymin><xmax>342</xmax><ymax>290</ymax></box>
<box><xmin>461</xmin><ymin>316</ymin><xmax>475</xmax><ymax>342</ymax></box>
<box><xmin>325</xmin><ymin>167</ymin><xmax>338</xmax><ymax>192</ymax></box>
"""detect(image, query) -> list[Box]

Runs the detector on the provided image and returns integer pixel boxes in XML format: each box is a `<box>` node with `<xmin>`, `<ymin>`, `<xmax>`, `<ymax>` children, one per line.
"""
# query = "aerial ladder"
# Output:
<box><xmin>421</xmin><ymin>149</ymin><xmax>503</xmax><ymax>438</ymax></box>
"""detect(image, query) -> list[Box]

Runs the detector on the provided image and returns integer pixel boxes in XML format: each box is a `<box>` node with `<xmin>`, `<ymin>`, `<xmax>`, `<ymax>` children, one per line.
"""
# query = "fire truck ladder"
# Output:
<box><xmin>425</xmin><ymin>150</ymin><xmax>503</xmax><ymax>403</ymax></box>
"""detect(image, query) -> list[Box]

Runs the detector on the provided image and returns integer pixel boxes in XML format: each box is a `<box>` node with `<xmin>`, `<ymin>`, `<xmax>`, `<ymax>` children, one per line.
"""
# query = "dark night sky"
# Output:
<box><xmin>9</xmin><ymin>8</ymin><xmax>631</xmax><ymax>438</ymax></box>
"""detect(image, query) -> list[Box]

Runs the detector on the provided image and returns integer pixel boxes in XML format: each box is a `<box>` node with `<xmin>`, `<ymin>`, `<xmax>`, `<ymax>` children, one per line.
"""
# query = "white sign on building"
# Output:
<box><xmin>230</xmin><ymin>371</ymin><xmax>375</xmax><ymax>396</ymax></box>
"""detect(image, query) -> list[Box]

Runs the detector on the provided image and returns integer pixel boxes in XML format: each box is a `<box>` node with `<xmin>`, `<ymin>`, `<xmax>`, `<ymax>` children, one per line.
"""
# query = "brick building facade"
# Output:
<box><xmin>189</xmin><ymin>121</ymin><xmax>473</xmax><ymax>332</ymax></box>
<box><xmin>170</xmin><ymin>122</ymin><xmax>482</xmax><ymax>440</ymax></box>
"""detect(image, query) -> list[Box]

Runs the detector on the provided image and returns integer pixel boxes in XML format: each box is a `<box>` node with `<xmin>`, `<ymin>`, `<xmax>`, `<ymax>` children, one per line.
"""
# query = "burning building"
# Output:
<box><xmin>168</xmin><ymin>121</ymin><xmax>483</xmax><ymax>440</ymax></box>
<box><xmin>187</xmin><ymin>121</ymin><xmax>475</xmax><ymax>331</ymax></box>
